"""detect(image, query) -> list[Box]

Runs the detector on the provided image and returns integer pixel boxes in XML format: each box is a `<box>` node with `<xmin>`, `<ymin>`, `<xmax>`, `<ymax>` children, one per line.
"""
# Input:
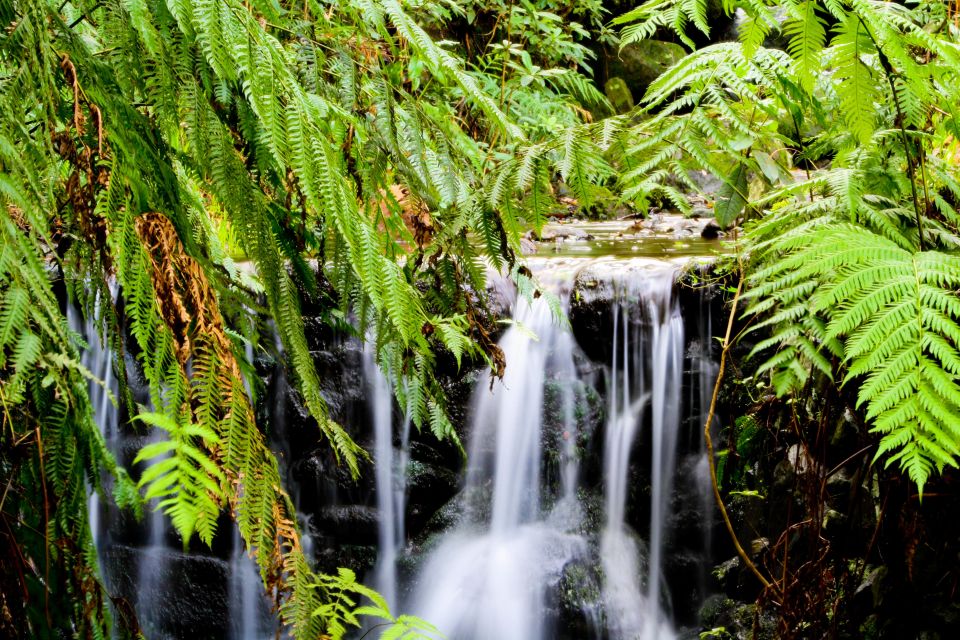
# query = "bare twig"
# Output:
<box><xmin>703</xmin><ymin>272</ymin><xmax>774</xmax><ymax>590</ymax></box>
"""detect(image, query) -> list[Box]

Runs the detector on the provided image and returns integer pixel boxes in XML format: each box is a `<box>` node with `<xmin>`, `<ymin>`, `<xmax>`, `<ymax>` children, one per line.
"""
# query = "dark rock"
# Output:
<box><xmin>698</xmin><ymin>595</ymin><xmax>778</xmax><ymax>640</ymax></box>
<box><xmin>854</xmin><ymin>565</ymin><xmax>889</xmax><ymax>614</ymax></box>
<box><xmin>314</xmin><ymin>505</ymin><xmax>380</xmax><ymax>545</ymax></box>
<box><xmin>313</xmin><ymin>544</ymin><xmax>378</xmax><ymax>577</ymax></box>
<box><xmin>406</xmin><ymin>458</ymin><xmax>461</xmax><ymax>535</ymax></box>
<box><xmin>698</xmin><ymin>593</ymin><xmax>732</xmax><ymax>627</ymax></box>
<box><xmin>701</xmin><ymin>220</ymin><xmax>723</xmax><ymax>240</ymax></box>
<box><xmin>556</xmin><ymin>557</ymin><xmax>605</xmax><ymax>640</ymax></box>
<box><xmin>712</xmin><ymin>556</ymin><xmax>741</xmax><ymax>595</ymax></box>
<box><xmin>103</xmin><ymin>545</ymin><xmax>237</xmax><ymax>640</ymax></box>
<box><xmin>418</xmin><ymin>493</ymin><xmax>470</xmax><ymax>540</ymax></box>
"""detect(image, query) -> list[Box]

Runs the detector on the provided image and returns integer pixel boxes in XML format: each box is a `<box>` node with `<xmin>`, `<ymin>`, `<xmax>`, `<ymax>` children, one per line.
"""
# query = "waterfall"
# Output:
<box><xmin>80</xmin><ymin>253</ymin><xmax>721</xmax><ymax>638</ymax></box>
<box><xmin>229</xmin><ymin>528</ymin><xmax>271</xmax><ymax>640</ymax></box>
<box><xmin>137</xmin><ymin>437</ymin><xmax>171</xmax><ymax>635</ymax></box>
<box><xmin>228</xmin><ymin>339</ymin><xmax>274</xmax><ymax>640</ymax></box>
<box><xmin>364</xmin><ymin>348</ymin><xmax>409</xmax><ymax>611</ymax></box>
<box><xmin>693</xmin><ymin>288</ymin><xmax>720</xmax><ymax>601</ymax></box>
<box><xmin>601</xmin><ymin>267</ymin><xmax>683</xmax><ymax>640</ymax></box>
<box><xmin>67</xmin><ymin>301</ymin><xmax>119</xmax><ymax>556</ymax></box>
<box><xmin>411</xmin><ymin>293</ymin><xmax>587</xmax><ymax>640</ymax></box>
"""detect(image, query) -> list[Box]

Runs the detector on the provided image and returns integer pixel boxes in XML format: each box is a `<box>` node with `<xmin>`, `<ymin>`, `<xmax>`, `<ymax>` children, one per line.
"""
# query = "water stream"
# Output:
<box><xmin>66</xmin><ymin>295</ymin><xmax>119</xmax><ymax>557</ymax></box>
<box><xmin>82</xmin><ymin>242</ymin><xmax>720</xmax><ymax>639</ymax></box>
<box><xmin>365</xmin><ymin>347</ymin><xmax>411</xmax><ymax>612</ymax></box>
<box><xmin>601</xmin><ymin>269</ymin><xmax>684</xmax><ymax>640</ymax></box>
<box><xmin>411</xmin><ymin>293</ymin><xmax>588</xmax><ymax>640</ymax></box>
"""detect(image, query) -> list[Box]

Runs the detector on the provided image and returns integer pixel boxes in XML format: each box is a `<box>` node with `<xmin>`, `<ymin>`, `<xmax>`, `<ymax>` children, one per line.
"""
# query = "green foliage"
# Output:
<box><xmin>746</xmin><ymin>224</ymin><xmax>960</xmax><ymax>492</ymax></box>
<box><xmin>311</xmin><ymin>568</ymin><xmax>443</xmax><ymax>639</ymax></box>
<box><xmin>715</xmin><ymin>161</ymin><xmax>750</xmax><ymax>228</ymax></box>
<box><xmin>613</xmin><ymin>0</ymin><xmax>960</xmax><ymax>493</ymax></box>
<box><xmin>0</xmin><ymin>0</ymin><xmax>615</xmax><ymax>636</ymax></box>
<box><xmin>133</xmin><ymin>412</ymin><xmax>224</xmax><ymax>546</ymax></box>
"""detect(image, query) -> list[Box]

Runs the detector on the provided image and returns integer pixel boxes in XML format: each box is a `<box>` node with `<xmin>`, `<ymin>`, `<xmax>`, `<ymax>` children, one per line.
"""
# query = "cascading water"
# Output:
<box><xmin>66</xmin><ymin>295</ymin><xmax>119</xmax><ymax>556</ymax></box>
<box><xmin>229</xmin><ymin>528</ymin><xmax>271</xmax><ymax>640</ymax></box>
<box><xmin>83</xmin><ymin>245</ymin><xmax>721</xmax><ymax>639</ymax></box>
<box><xmin>228</xmin><ymin>340</ymin><xmax>275</xmax><ymax>640</ymax></box>
<box><xmin>411</xmin><ymin>291</ymin><xmax>587</xmax><ymax>640</ymax></box>
<box><xmin>690</xmin><ymin>287</ymin><xmax>720</xmax><ymax>601</ymax></box>
<box><xmin>600</xmin><ymin>267</ymin><xmax>684</xmax><ymax>640</ymax></box>
<box><xmin>137</xmin><ymin>440</ymin><xmax>171</xmax><ymax>635</ymax></box>
<box><xmin>364</xmin><ymin>348</ymin><xmax>410</xmax><ymax>611</ymax></box>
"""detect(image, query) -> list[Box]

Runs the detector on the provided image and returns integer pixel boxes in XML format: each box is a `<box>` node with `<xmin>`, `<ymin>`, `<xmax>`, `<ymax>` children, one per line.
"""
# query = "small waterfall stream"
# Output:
<box><xmin>601</xmin><ymin>270</ymin><xmax>684</xmax><ymax>640</ymax></box>
<box><xmin>66</xmin><ymin>295</ymin><xmax>119</xmax><ymax>557</ymax></box>
<box><xmin>411</xmin><ymin>293</ymin><xmax>588</xmax><ymax>640</ymax></box>
<box><xmin>81</xmin><ymin>250</ymin><xmax>721</xmax><ymax>639</ymax></box>
<box><xmin>365</xmin><ymin>348</ymin><xmax>411</xmax><ymax>611</ymax></box>
<box><xmin>409</xmin><ymin>261</ymin><xmax>712</xmax><ymax>639</ymax></box>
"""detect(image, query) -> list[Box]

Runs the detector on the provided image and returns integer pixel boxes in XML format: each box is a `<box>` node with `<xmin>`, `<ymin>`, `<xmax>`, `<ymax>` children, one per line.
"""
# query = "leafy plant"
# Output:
<box><xmin>0</xmin><ymin>0</ymin><xmax>611</xmax><ymax>636</ymax></box>
<box><xmin>614</xmin><ymin>0</ymin><xmax>960</xmax><ymax>493</ymax></box>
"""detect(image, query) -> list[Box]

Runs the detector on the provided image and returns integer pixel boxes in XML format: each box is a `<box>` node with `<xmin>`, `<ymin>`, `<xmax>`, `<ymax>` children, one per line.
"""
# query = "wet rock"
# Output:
<box><xmin>712</xmin><ymin>556</ymin><xmax>741</xmax><ymax>595</ymax></box>
<box><xmin>536</xmin><ymin>224</ymin><xmax>595</xmax><ymax>243</ymax></box>
<box><xmin>699</xmin><ymin>597</ymin><xmax>777</xmax><ymax>640</ymax></box>
<box><xmin>314</xmin><ymin>505</ymin><xmax>380</xmax><ymax>545</ymax></box>
<box><xmin>418</xmin><ymin>493</ymin><xmax>470</xmax><ymax>540</ymax></box>
<box><xmin>406</xmin><ymin>458</ymin><xmax>461</xmax><ymax>535</ymax></box>
<box><xmin>103</xmin><ymin>545</ymin><xmax>233</xmax><ymax>640</ymax></box>
<box><xmin>569</xmin><ymin>256</ymin><xmax>715</xmax><ymax>365</ymax></box>
<box><xmin>854</xmin><ymin>566</ymin><xmax>889</xmax><ymax>612</ymax></box>
<box><xmin>313</xmin><ymin>544</ymin><xmax>378</xmax><ymax>577</ymax></box>
<box><xmin>701</xmin><ymin>220</ymin><xmax>723</xmax><ymax>240</ymax></box>
<box><xmin>698</xmin><ymin>592</ymin><xmax>731</xmax><ymax>627</ymax></box>
<box><xmin>308</xmin><ymin>340</ymin><xmax>366</xmax><ymax>425</ymax></box>
<box><xmin>521</xmin><ymin>235</ymin><xmax>538</xmax><ymax>255</ymax></box>
<box><xmin>556</xmin><ymin>557</ymin><xmax>605</xmax><ymax>640</ymax></box>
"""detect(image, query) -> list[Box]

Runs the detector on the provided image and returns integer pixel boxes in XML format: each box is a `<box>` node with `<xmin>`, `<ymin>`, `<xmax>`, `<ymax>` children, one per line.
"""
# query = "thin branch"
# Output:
<box><xmin>703</xmin><ymin>271</ymin><xmax>775</xmax><ymax>591</ymax></box>
<box><xmin>858</xmin><ymin>18</ymin><xmax>926</xmax><ymax>251</ymax></box>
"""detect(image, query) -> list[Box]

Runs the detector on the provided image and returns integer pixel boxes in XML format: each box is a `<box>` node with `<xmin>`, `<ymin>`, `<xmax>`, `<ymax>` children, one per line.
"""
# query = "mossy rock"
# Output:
<box><xmin>607</xmin><ymin>40</ymin><xmax>687</xmax><ymax>101</ymax></box>
<box><xmin>604</xmin><ymin>77</ymin><xmax>634</xmax><ymax>113</ymax></box>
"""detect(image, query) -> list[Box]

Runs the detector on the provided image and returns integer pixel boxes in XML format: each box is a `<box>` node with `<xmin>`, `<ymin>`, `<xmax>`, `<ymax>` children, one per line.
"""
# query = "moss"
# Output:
<box><xmin>604</xmin><ymin>77</ymin><xmax>634</xmax><ymax>114</ymax></box>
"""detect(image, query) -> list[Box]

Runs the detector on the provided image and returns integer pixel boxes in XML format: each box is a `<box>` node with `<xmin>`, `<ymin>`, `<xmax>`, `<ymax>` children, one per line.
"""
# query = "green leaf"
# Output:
<box><xmin>714</xmin><ymin>161</ymin><xmax>749</xmax><ymax>229</ymax></box>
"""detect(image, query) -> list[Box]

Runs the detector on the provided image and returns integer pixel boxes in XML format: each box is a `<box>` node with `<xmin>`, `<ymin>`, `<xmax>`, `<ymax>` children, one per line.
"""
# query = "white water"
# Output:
<box><xmin>78</xmin><ymin>256</ymin><xmax>718</xmax><ymax>638</ymax></box>
<box><xmin>137</xmin><ymin>435</ymin><xmax>170</xmax><ymax>634</ymax></box>
<box><xmin>692</xmin><ymin>292</ymin><xmax>720</xmax><ymax>601</ymax></box>
<box><xmin>228</xmin><ymin>339</ymin><xmax>274</xmax><ymax>640</ymax></box>
<box><xmin>601</xmin><ymin>268</ymin><xmax>684</xmax><ymax>640</ymax></box>
<box><xmin>412</xmin><ymin>295</ymin><xmax>587</xmax><ymax>640</ymax></box>
<box><xmin>229</xmin><ymin>526</ymin><xmax>274</xmax><ymax>640</ymax></box>
<box><xmin>67</xmin><ymin>290</ymin><xmax>120</xmax><ymax>555</ymax></box>
<box><xmin>365</xmin><ymin>348</ymin><xmax>410</xmax><ymax>611</ymax></box>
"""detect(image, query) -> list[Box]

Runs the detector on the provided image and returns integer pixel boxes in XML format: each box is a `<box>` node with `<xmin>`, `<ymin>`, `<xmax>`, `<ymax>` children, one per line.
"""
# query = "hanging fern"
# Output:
<box><xmin>0</xmin><ymin>0</ymin><xmax>614</xmax><ymax>636</ymax></box>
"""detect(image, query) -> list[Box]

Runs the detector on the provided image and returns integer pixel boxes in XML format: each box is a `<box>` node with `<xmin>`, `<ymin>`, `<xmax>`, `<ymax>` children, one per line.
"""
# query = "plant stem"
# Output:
<box><xmin>703</xmin><ymin>273</ymin><xmax>774</xmax><ymax>591</ymax></box>
<box><xmin>858</xmin><ymin>18</ymin><xmax>926</xmax><ymax>251</ymax></box>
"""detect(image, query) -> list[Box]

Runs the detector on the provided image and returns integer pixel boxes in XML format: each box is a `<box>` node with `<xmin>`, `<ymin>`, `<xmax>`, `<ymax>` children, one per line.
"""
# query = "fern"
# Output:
<box><xmin>784</xmin><ymin>1</ymin><xmax>826</xmax><ymax>94</ymax></box>
<box><xmin>133</xmin><ymin>412</ymin><xmax>225</xmax><ymax>545</ymax></box>
<box><xmin>830</xmin><ymin>14</ymin><xmax>876</xmax><ymax>146</ymax></box>
<box><xmin>0</xmin><ymin>0</ymin><xmax>614</xmax><ymax>636</ymax></box>
<box><xmin>747</xmin><ymin>224</ymin><xmax>960</xmax><ymax>493</ymax></box>
<box><xmin>615</xmin><ymin>0</ymin><xmax>960</xmax><ymax>496</ymax></box>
